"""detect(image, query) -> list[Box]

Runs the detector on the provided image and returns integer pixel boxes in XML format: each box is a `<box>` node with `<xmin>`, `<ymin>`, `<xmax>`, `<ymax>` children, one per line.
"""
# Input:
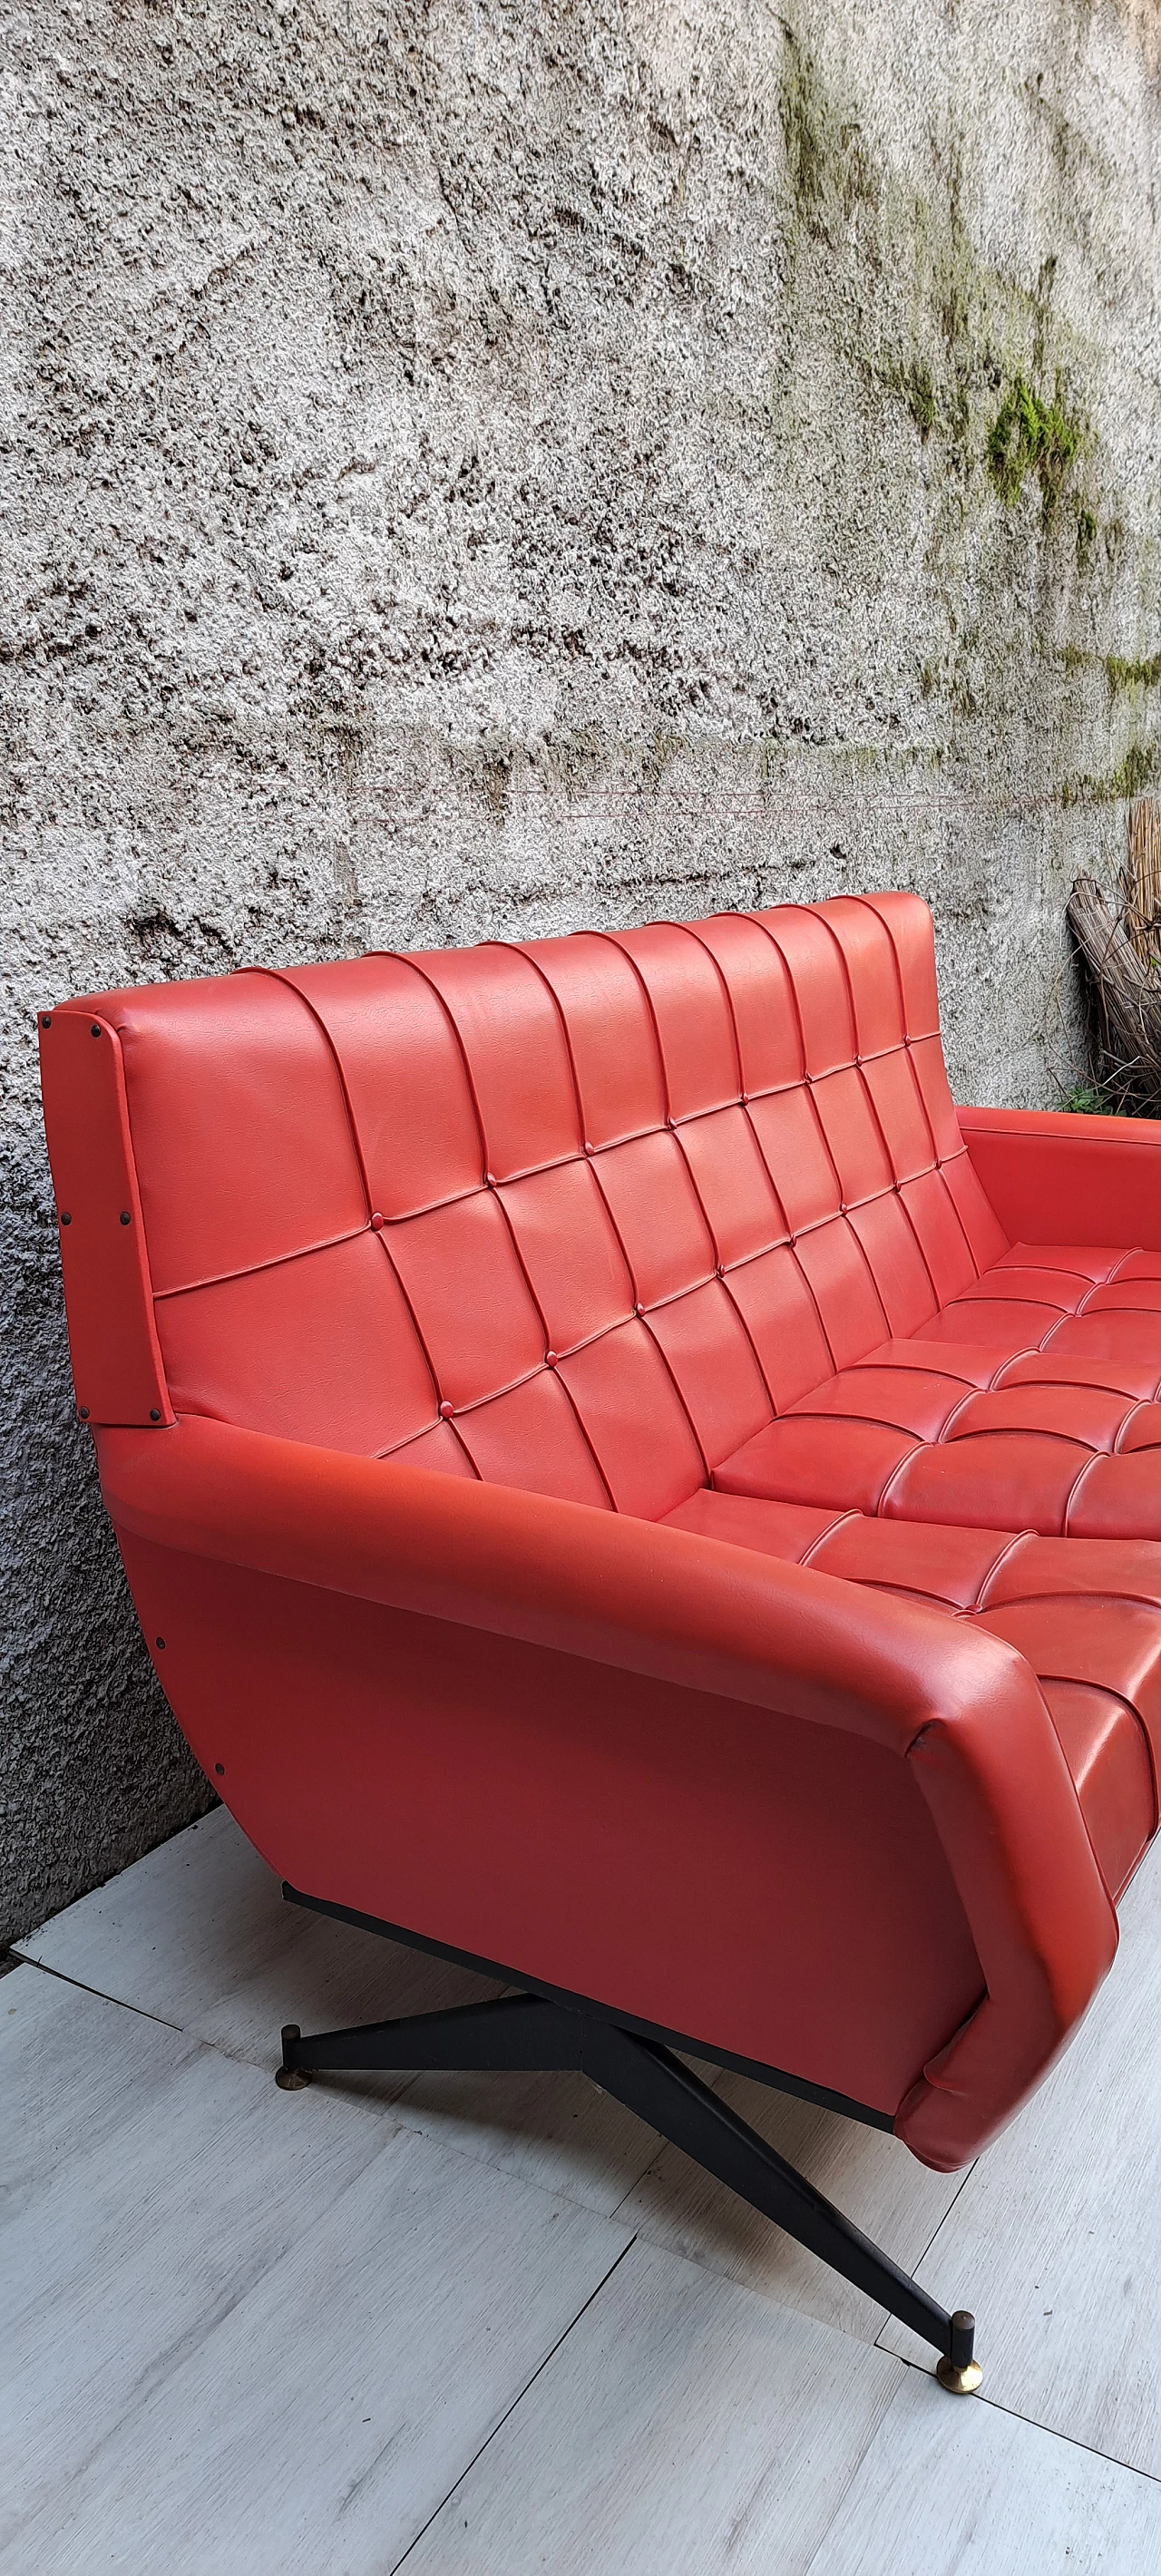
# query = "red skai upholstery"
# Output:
<box><xmin>39</xmin><ymin>894</ymin><xmax>1161</xmax><ymax>2172</ymax></box>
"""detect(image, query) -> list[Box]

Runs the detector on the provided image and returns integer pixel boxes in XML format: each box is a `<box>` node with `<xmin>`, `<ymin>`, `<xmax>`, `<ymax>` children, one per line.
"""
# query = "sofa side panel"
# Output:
<box><xmin>37</xmin><ymin>1007</ymin><xmax>173</xmax><ymax>1427</ymax></box>
<box><xmin>959</xmin><ymin>1104</ymin><xmax>1161</xmax><ymax>1252</ymax></box>
<box><xmin>115</xmin><ymin>1528</ymin><xmax>986</xmax><ymax>2123</ymax></box>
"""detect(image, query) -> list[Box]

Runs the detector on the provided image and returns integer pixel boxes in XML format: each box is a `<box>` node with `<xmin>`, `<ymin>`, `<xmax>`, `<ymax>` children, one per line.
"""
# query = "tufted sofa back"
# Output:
<box><xmin>44</xmin><ymin>893</ymin><xmax>1007</xmax><ymax>1515</ymax></box>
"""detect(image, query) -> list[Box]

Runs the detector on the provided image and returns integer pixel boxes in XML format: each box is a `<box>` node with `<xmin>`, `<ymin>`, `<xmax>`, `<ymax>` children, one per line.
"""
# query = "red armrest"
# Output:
<box><xmin>959</xmin><ymin>1103</ymin><xmax>1161</xmax><ymax>1252</ymax></box>
<box><xmin>98</xmin><ymin>1415</ymin><xmax>1117</xmax><ymax>2170</ymax></box>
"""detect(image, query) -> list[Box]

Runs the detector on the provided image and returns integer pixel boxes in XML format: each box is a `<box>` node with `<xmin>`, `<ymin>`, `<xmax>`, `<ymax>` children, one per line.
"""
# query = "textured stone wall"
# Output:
<box><xmin>5</xmin><ymin>0</ymin><xmax>1161</xmax><ymax>1939</ymax></box>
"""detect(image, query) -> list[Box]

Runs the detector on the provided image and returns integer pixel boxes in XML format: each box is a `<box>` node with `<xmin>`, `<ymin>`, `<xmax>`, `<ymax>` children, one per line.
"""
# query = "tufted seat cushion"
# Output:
<box><xmin>716</xmin><ymin>1236</ymin><xmax>1161</xmax><ymax>1540</ymax></box>
<box><xmin>664</xmin><ymin>1488</ymin><xmax>1161</xmax><ymax>1900</ymax></box>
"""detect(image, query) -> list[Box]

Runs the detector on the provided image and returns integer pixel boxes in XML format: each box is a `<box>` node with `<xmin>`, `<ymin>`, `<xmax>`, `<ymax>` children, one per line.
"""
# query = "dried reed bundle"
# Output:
<box><xmin>1124</xmin><ymin>795</ymin><xmax>1161</xmax><ymax>963</ymax></box>
<box><xmin>1068</xmin><ymin>864</ymin><xmax>1161</xmax><ymax>1117</ymax></box>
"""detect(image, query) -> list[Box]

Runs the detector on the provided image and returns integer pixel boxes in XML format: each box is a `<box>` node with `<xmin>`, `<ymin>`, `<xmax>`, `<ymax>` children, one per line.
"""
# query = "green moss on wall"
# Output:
<box><xmin>883</xmin><ymin>356</ymin><xmax>936</xmax><ymax>439</ymax></box>
<box><xmin>986</xmin><ymin>376</ymin><xmax>1083</xmax><ymax>521</ymax></box>
<box><xmin>1106</xmin><ymin>652</ymin><xmax>1161</xmax><ymax>692</ymax></box>
<box><xmin>1061</xmin><ymin>739</ymin><xmax>1161</xmax><ymax>805</ymax></box>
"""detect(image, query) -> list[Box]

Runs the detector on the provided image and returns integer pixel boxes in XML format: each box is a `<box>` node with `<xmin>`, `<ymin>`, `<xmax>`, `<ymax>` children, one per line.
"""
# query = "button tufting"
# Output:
<box><xmin>369</xmin><ymin>1212</ymin><xmax>385</xmax><ymax>1231</ymax></box>
<box><xmin>545</xmin><ymin>1351</ymin><xmax>557</xmax><ymax>1367</ymax></box>
<box><xmin>439</xmin><ymin>1401</ymin><xmax>454</xmax><ymax>1420</ymax></box>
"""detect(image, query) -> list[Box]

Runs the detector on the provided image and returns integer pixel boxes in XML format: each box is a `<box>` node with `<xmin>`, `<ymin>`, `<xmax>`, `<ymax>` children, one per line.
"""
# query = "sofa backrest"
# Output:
<box><xmin>41</xmin><ymin>893</ymin><xmax>1007</xmax><ymax>1517</ymax></box>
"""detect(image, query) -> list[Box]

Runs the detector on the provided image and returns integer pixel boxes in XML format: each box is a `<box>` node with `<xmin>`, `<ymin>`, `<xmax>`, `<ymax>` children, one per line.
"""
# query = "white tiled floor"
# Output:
<box><xmin>8</xmin><ymin>1810</ymin><xmax>1161</xmax><ymax>2572</ymax></box>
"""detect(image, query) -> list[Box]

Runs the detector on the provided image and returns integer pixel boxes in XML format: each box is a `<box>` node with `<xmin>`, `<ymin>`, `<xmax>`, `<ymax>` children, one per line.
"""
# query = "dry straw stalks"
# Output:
<box><xmin>1068</xmin><ymin>798</ymin><xmax>1161</xmax><ymax>1117</ymax></box>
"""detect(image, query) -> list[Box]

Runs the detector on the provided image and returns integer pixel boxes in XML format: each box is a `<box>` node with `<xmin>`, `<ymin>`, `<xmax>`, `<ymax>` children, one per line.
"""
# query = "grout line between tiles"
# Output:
<box><xmin>893</xmin><ymin>2349</ymin><xmax>1161</xmax><ymax>2485</ymax></box>
<box><xmin>10</xmin><ymin>1952</ymin><xmax>185</xmax><ymax>2032</ymax></box>
<box><xmin>15</xmin><ymin>1939</ymin><xmax>679</xmax><ymax>2236</ymax></box>
<box><xmin>388</xmin><ymin>2233</ymin><xmax>641</xmax><ymax>2573</ymax></box>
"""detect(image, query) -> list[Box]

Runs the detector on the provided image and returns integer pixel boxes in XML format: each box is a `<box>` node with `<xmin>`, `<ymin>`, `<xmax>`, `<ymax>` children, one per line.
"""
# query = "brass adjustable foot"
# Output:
<box><xmin>935</xmin><ymin>2311</ymin><xmax>982</xmax><ymax>2394</ymax></box>
<box><xmin>275</xmin><ymin>2023</ymin><xmax>312</xmax><ymax>2090</ymax></box>
<box><xmin>935</xmin><ymin>2355</ymin><xmax>983</xmax><ymax>2395</ymax></box>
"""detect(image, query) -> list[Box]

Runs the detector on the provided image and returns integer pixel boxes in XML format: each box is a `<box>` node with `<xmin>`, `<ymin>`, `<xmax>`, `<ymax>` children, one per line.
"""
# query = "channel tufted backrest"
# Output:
<box><xmin>77</xmin><ymin>894</ymin><xmax>1007</xmax><ymax>1516</ymax></box>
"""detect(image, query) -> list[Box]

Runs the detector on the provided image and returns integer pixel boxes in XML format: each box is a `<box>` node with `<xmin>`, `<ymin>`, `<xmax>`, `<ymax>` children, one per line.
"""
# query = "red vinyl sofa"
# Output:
<box><xmin>40</xmin><ymin>893</ymin><xmax>1161</xmax><ymax>2393</ymax></box>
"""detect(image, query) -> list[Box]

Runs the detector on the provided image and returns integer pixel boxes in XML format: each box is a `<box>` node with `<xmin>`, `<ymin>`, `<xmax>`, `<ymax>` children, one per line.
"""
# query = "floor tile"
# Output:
<box><xmin>18</xmin><ymin>1810</ymin><xmax>717</xmax><ymax>2218</ymax></box>
<box><xmin>389</xmin><ymin>2059</ymin><xmax>680</xmax><ymax>2217</ymax></box>
<box><xmin>0</xmin><ymin>1966</ymin><xmax>631</xmax><ymax>2576</ymax></box>
<box><xmin>617</xmin><ymin>2069</ymin><xmax>966</xmax><ymax>2343</ymax></box>
<box><xmin>15</xmin><ymin>1807</ymin><xmax>504</xmax><ymax>2090</ymax></box>
<box><xmin>402</xmin><ymin>2237</ymin><xmax>902</xmax><ymax>2576</ymax></box>
<box><xmin>804</xmin><ymin>2368</ymin><xmax>1161</xmax><ymax>2574</ymax></box>
<box><xmin>879</xmin><ymin>1846</ymin><xmax>1161</xmax><ymax>2475</ymax></box>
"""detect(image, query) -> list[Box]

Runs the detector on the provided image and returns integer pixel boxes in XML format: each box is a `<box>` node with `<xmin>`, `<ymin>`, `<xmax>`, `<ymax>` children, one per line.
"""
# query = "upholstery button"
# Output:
<box><xmin>439</xmin><ymin>1401</ymin><xmax>454</xmax><ymax>1420</ymax></box>
<box><xmin>40</xmin><ymin>1013</ymin><xmax>52</xmax><ymax>1029</ymax></box>
<box><xmin>634</xmin><ymin>1303</ymin><xmax>645</xmax><ymax>1318</ymax></box>
<box><xmin>78</xmin><ymin>1405</ymin><xmax>90</xmax><ymax>1420</ymax></box>
<box><xmin>583</xmin><ymin>1140</ymin><xmax>595</xmax><ymax>1155</ymax></box>
<box><xmin>119</xmin><ymin>1211</ymin><xmax>131</xmax><ymax>1225</ymax></box>
<box><xmin>59</xmin><ymin>1211</ymin><xmax>71</xmax><ymax>1225</ymax></box>
<box><xmin>369</xmin><ymin>1212</ymin><xmax>385</xmax><ymax>1230</ymax></box>
<box><xmin>484</xmin><ymin>1171</ymin><xmax>497</xmax><ymax>1186</ymax></box>
<box><xmin>545</xmin><ymin>1351</ymin><xmax>557</xmax><ymax>1367</ymax></box>
<box><xmin>90</xmin><ymin>1023</ymin><xmax>101</xmax><ymax>1038</ymax></box>
<box><xmin>149</xmin><ymin>1409</ymin><xmax>161</xmax><ymax>1422</ymax></box>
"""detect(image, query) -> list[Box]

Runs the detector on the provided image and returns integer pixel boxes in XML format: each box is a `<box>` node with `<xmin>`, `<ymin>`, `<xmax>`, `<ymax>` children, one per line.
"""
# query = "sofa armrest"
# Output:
<box><xmin>97</xmin><ymin>1415</ymin><xmax>1117</xmax><ymax>2169</ymax></box>
<box><xmin>97</xmin><ymin>1415</ymin><xmax>1041</xmax><ymax>1744</ymax></box>
<box><xmin>958</xmin><ymin>1102</ymin><xmax>1161</xmax><ymax>1251</ymax></box>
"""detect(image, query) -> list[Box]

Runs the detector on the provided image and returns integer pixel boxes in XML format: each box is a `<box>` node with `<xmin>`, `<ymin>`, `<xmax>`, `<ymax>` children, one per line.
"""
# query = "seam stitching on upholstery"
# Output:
<box><xmin>973</xmin><ymin>1530</ymin><xmax>1037</xmax><ymax>1611</ymax></box>
<box><xmin>873</xmin><ymin>1440</ymin><xmax>925</xmax><ymax>1517</ymax></box>
<box><xmin>246</xmin><ymin>967</ymin><xmax>374</xmax><ymax>1216</ymax></box>
<box><xmin>1062</xmin><ymin>1452</ymin><xmax>1105</xmax><ymax>1535</ymax></box>
<box><xmin>361</xmin><ymin>948</ymin><xmax>489</xmax><ymax>1178</ymax></box>
<box><xmin>1114</xmin><ymin>1401</ymin><xmax>1149</xmax><ymax>1455</ymax></box>
<box><xmin>799</xmin><ymin>1508</ymin><xmax>860</xmax><ymax>1566</ymax></box>
<box><xmin>152</xmin><ymin>1220</ymin><xmax>370</xmax><ymax>1302</ymax></box>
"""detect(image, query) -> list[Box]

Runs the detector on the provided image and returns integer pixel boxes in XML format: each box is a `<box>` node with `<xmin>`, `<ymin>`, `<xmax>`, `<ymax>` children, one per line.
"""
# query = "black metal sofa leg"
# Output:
<box><xmin>276</xmin><ymin>1994</ymin><xmax>981</xmax><ymax>2394</ymax></box>
<box><xmin>578</xmin><ymin>2019</ymin><xmax>981</xmax><ymax>2395</ymax></box>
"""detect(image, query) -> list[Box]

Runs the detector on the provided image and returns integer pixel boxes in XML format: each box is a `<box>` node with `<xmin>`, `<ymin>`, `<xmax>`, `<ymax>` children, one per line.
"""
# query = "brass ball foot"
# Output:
<box><xmin>935</xmin><ymin>2354</ymin><xmax>983</xmax><ymax>2395</ymax></box>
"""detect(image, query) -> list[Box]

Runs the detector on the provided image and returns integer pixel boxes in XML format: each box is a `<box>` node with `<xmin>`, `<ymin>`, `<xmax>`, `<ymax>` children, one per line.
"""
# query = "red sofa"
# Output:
<box><xmin>40</xmin><ymin>893</ymin><xmax>1161</xmax><ymax>2392</ymax></box>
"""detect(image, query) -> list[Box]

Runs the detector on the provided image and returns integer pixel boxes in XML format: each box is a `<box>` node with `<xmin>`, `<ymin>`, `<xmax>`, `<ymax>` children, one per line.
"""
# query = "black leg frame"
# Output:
<box><xmin>275</xmin><ymin>1886</ymin><xmax>981</xmax><ymax>2395</ymax></box>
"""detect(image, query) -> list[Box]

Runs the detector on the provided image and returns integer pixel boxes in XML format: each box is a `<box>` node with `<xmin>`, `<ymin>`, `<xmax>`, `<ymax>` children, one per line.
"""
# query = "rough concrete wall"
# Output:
<box><xmin>5</xmin><ymin>0</ymin><xmax>1161</xmax><ymax>1939</ymax></box>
